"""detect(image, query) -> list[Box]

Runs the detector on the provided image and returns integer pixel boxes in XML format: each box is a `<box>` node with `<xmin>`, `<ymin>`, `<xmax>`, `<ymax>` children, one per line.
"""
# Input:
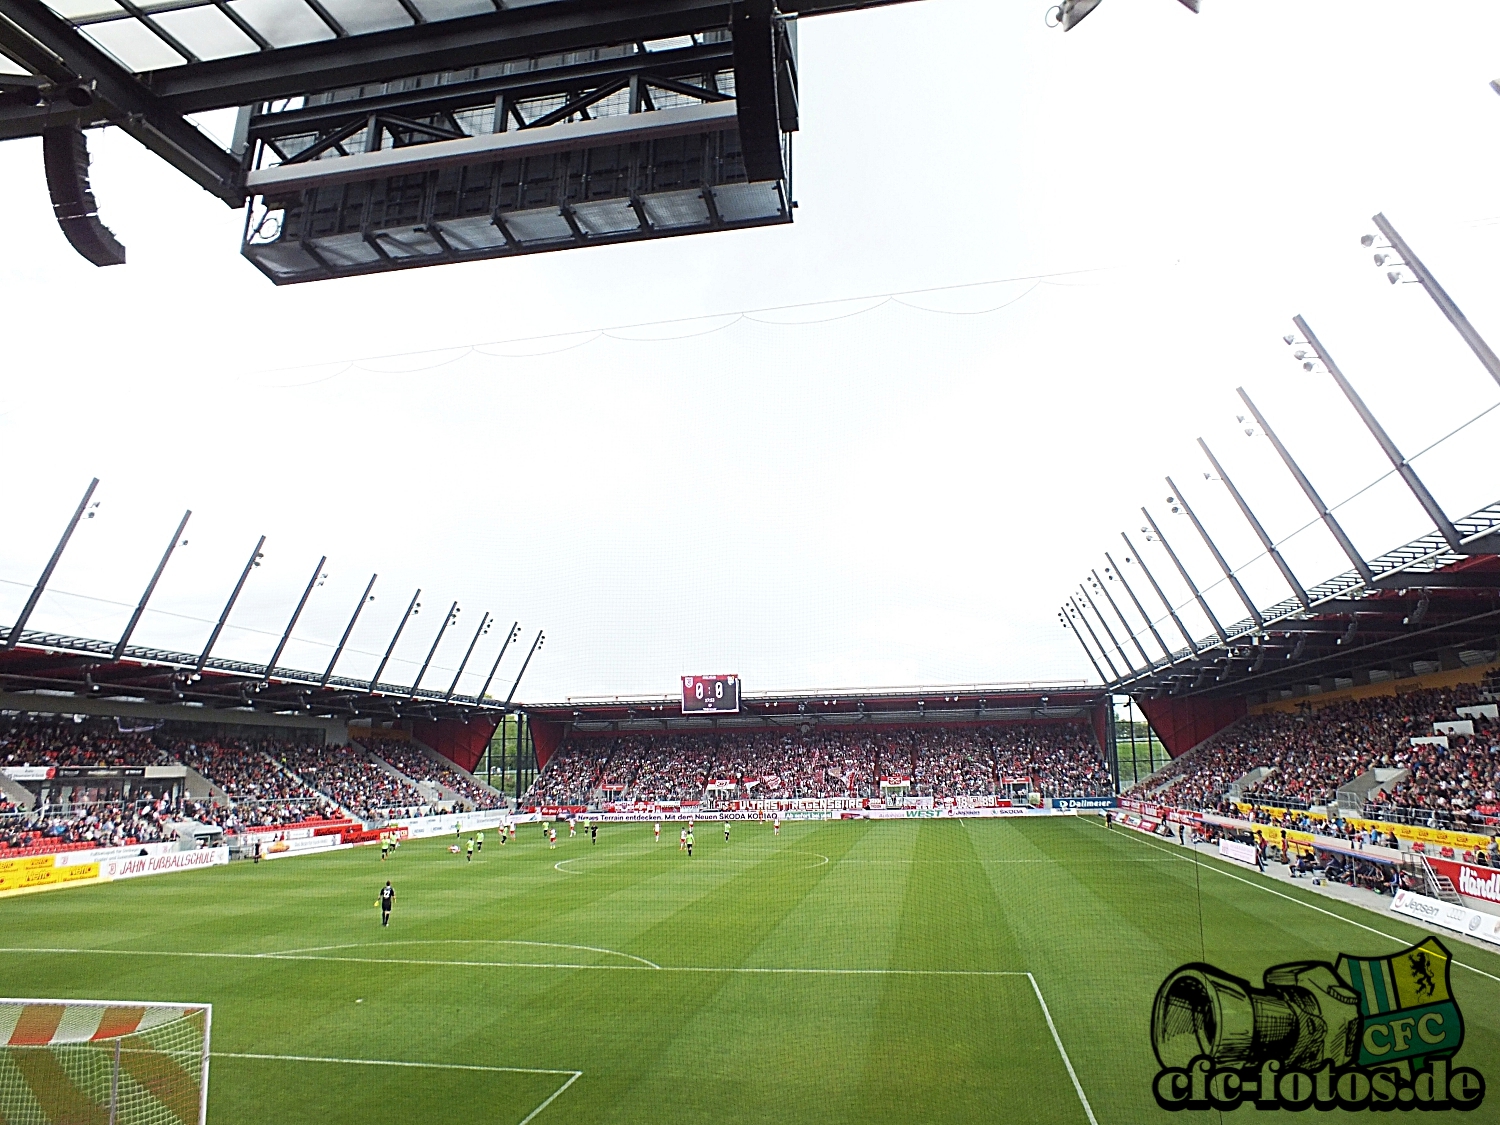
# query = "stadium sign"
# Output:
<box><xmin>1049</xmin><ymin>796</ymin><xmax>1117</xmax><ymax>810</ymax></box>
<box><xmin>1151</xmin><ymin>938</ymin><xmax>1485</xmax><ymax>1111</ymax></box>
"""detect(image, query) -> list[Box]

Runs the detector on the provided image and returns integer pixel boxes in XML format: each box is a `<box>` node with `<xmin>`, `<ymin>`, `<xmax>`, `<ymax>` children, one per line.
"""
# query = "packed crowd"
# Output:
<box><xmin>1</xmin><ymin>793</ymin><xmax>221</xmax><ymax>853</ymax></box>
<box><xmin>364</xmin><ymin>741</ymin><xmax>505</xmax><ymax>810</ymax></box>
<box><xmin>524</xmin><ymin>723</ymin><xmax>1111</xmax><ymax>806</ymax></box>
<box><xmin>272</xmin><ymin>745</ymin><xmax>432</xmax><ymax>820</ymax></box>
<box><xmin>171</xmin><ymin>739</ymin><xmax>340</xmax><ymax>830</ymax></box>
<box><xmin>1</xmin><ymin>720</ymin><xmax>166</xmax><ymax>769</ymax></box>
<box><xmin>1138</xmin><ymin>685</ymin><xmax>1499</xmax><ymax>827</ymax></box>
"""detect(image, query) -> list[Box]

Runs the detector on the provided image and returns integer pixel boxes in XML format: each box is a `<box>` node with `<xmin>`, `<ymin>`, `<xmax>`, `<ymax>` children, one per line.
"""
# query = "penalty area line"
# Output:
<box><xmin>1027</xmin><ymin>974</ymin><xmax>1099</xmax><ymax>1125</ymax></box>
<box><xmin>212</xmin><ymin>1052</ymin><xmax>582</xmax><ymax>1125</ymax></box>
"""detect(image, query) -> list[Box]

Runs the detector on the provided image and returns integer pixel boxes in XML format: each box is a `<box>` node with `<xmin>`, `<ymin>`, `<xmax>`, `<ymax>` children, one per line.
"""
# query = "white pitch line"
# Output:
<box><xmin>213</xmin><ymin>1052</ymin><xmax>582</xmax><ymax>1125</ymax></box>
<box><xmin>0</xmin><ymin>947</ymin><xmax>1026</xmax><ymax>976</ymax></box>
<box><xmin>267</xmin><ymin>939</ymin><xmax>660</xmax><ymax>970</ymax></box>
<box><xmin>1027</xmin><ymin>974</ymin><xmax>1099</xmax><ymax>1125</ymax></box>
<box><xmin>1094</xmin><ymin>820</ymin><xmax>1500</xmax><ymax>985</ymax></box>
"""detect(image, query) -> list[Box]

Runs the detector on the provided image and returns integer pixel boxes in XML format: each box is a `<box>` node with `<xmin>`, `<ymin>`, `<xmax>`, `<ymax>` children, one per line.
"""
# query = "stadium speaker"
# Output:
<box><xmin>42</xmin><ymin>125</ymin><xmax>126</xmax><ymax>267</ymax></box>
<box><xmin>732</xmin><ymin>0</ymin><xmax>785</xmax><ymax>182</ymax></box>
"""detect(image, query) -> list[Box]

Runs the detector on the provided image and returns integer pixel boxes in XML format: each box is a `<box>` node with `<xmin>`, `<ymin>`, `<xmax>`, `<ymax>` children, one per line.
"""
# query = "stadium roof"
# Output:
<box><xmin>527</xmin><ymin>682</ymin><xmax>1107</xmax><ymax>734</ymax></box>
<box><xmin>1105</xmin><ymin>503</ymin><xmax>1500</xmax><ymax>704</ymax></box>
<box><xmin>0</xmin><ymin>625</ymin><xmax>503</xmax><ymax>721</ymax></box>
<box><xmin>0</xmin><ymin>0</ymin><xmax>924</xmax><ymax>203</ymax></box>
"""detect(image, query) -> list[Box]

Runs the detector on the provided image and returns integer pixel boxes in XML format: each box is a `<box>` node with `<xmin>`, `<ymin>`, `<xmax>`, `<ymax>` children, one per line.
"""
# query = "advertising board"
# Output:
<box><xmin>1391</xmin><ymin>889</ymin><xmax>1500</xmax><ymax>948</ymax></box>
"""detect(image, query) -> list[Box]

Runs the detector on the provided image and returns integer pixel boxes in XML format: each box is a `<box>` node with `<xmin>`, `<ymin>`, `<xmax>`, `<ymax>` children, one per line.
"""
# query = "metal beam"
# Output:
<box><xmin>1068</xmin><ymin>595</ymin><xmax>1119</xmax><ymax>681</ymax></box>
<box><xmin>196</xmin><ymin>535</ymin><xmax>264</xmax><ymax>673</ymax></box>
<box><xmin>5</xmin><ymin>477</ymin><xmax>98</xmax><ymax>650</ymax></box>
<box><xmin>444</xmin><ymin>610</ymin><xmax>490</xmax><ymax>702</ymax></box>
<box><xmin>411</xmin><ymin>601</ymin><xmax>459</xmax><ymax>699</ymax></box>
<box><xmin>1061</xmin><ymin>609</ymin><xmax>1108</xmax><ymax>684</ymax></box>
<box><xmin>1236</xmin><ymin>387</ymin><xmax>1376</xmax><ymax>586</ymax></box>
<box><xmin>1197</xmin><ymin>439</ymin><xmax>1309</xmax><ymax>609</ymax></box>
<box><xmin>1294</xmin><ymin>315</ymin><xmax>1488</xmax><ymax>556</ymax></box>
<box><xmin>475</xmin><ymin>620</ymin><xmax>519</xmax><ymax>704</ymax></box>
<box><xmin>1372</xmin><ymin>212</ymin><xmax>1500</xmax><ymax>390</ymax></box>
<box><xmin>114</xmin><ymin>509</ymin><xmax>191</xmax><ymax>661</ymax></box>
<box><xmin>503</xmin><ymin>629</ymin><xmax>545</xmax><ymax>707</ymax></box>
<box><xmin>262</xmin><ymin>555</ymin><xmax>325</xmax><ymax>682</ymax></box>
<box><xmin>0</xmin><ymin>0</ymin><xmax>242</xmax><ymax>201</ymax></box>
<box><xmin>321</xmin><ymin>573</ymin><xmax>377</xmax><ymax>688</ymax></box>
<box><xmin>104</xmin><ymin>0</ymin><xmax>918</xmax><ymax>116</ymax></box>
<box><xmin>1165</xmin><ymin>476</ymin><xmax>1263</xmax><ymax>629</ymax></box>
<box><xmin>1121</xmin><ymin>532</ymin><xmax>1200</xmax><ymax>658</ymax></box>
<box><xmin>1141</xmin><ymin>507</ymin><xmax>1228</xmax><ymax>645</ymax></box>
<box><xmin>1093</xmin><ymin>567</ymin><xmax>1154</xmax><ymax>670</ymax></box>
<box><xmin>1104</xmin><ymin>550</ymin><xmax>1174</xmax><ymax>664</ymax></box>
<box><xmin>369</xmin><ymin>588</ymin><xmax>419</xmax><ymax>693</ymax></box>
<box><xmin>1079</xmin><ymin>583</ymin><xmax>1137</xmax><ymax>674</ymax></box>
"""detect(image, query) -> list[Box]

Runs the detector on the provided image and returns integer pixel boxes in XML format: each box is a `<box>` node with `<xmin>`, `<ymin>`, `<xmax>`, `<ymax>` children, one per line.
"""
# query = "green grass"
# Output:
<box><xmin>2</xmin><ymin>818</ymin><xmax>1498</xmax><ymax>1123</ymax></box>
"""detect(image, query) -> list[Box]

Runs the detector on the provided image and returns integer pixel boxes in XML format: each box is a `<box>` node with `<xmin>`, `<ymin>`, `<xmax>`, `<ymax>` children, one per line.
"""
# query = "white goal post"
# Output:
<box><xmin>0</xmin><ymin>998</ymin><xmax>210</xmax><ymax>1125</ymax></box>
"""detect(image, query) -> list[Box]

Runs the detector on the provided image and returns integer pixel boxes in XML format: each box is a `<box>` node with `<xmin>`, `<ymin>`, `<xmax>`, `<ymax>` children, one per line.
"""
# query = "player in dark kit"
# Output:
<box><xmin>590</xmin><ymin>822</ymin><xmax>598</xmax><ymax>845</ymax></box>
<box><xmin>379</xmin><ymin>881</ymin><xmax>394</xmax><ymax>926</ymax></box>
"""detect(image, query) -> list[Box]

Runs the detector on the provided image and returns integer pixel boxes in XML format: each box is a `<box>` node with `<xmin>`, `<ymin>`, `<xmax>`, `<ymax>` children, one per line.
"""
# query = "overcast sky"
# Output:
<box><xmin>5</xmin><ymin>0</ymin><xmax>1500</xmax><ymax>704</ymax></box>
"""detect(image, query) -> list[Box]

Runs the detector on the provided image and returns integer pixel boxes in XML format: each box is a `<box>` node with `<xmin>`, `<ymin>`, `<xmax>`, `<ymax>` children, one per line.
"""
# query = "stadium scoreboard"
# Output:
<box><xmin>682</xmin><ymin>674</ymin><xmax>740</xmax><ymax>714</ymax></box>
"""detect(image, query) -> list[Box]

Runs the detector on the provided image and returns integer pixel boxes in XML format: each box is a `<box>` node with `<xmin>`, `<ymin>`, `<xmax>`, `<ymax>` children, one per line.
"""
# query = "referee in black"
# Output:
<box><xmin>379</xmin><ymin>881</ymin><xmax>395</xmax><ymax>926</ymax></box>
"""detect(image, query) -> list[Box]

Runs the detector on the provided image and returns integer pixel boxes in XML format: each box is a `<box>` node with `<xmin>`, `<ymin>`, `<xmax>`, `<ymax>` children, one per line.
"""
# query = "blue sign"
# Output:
<box><xmin>1050</xmin><ymin>796</ymin><xmax>1118</xmax><ymax>810</ymax></box>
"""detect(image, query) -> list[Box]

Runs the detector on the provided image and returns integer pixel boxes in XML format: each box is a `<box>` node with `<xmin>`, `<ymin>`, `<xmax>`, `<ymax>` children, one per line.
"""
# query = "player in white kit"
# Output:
<box><xmin>654</xmin><ymin>822</ymin><xmax>661</xmax><ymax>843</ymax></box>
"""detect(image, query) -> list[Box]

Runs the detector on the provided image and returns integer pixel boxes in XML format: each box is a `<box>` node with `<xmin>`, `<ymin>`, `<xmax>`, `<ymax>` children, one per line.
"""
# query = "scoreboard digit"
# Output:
<box><xmin>682</xmin><ymin>674</ymin><xmax>741</xmax><ymax>714</ymax></box>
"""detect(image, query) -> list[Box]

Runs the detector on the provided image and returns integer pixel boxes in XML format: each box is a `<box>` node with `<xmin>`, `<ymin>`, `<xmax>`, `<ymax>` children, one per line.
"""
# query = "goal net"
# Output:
<box><xmin>0</xmin><ymin>999</ymin><xmax>210</xmax><ymax>1125</ymax></box>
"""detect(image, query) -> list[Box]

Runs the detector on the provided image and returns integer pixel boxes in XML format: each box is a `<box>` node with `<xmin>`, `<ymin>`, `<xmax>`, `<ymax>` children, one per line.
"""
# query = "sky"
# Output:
<box><xmin>4</xmin><ymin>0</ymin><xmax>1500</xmax><ymax>705</ymax></box>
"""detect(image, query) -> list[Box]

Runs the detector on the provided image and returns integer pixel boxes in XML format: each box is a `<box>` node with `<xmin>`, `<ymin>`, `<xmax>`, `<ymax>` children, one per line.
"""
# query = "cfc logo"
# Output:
<box><xmin>1150</xmin><ymin>939</ymin><xmax>1484</xmax><ymax>1111</ymax></box>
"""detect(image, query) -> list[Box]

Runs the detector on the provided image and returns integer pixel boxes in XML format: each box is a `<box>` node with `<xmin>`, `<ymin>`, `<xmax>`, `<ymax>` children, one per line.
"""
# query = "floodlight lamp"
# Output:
<box><xmin>1140</xmin><ymin>526</ymin><xmax>1149</xmax><ymax>534</ymax></box>
<box><xmin>1303</xmin><ymin>361</ymin><xmax>1316</xmax><ymax>372</ymax></box>
<box><xmin>1373</xmin><ymin>253</ymin><xmax>1390</xmax><ymax>266</ymax></box>
<box><xmin>1244</xmin><ymin>427</ymin><xmax>1255</xmax><ymax>437</ymax></box>
<box><xmin>181</xmin><ymin>540</ymin><xmax>188</xmax><ymax>546</ymax></box>
<box><xmin>1388</xmin><ymin>271</ymin><xmax>1403</xmax><ymax>285</ymax></box>
<box><xmin>1360</xmin><ymin>234</ymin><xmax>1375</xmax><ymax>248</ymax></box>
<box><xmin>1294</xmin><ymin>350</ymin><xmax>1309</xmax><ymax>360</ymax></box>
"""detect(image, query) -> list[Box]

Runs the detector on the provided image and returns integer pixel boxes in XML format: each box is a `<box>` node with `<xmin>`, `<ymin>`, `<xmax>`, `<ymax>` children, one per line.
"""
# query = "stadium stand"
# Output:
<box><xmin>1135</xmin><ymin>685</ymin><xmax>1499</xmax><ymax>828</ymax></box>
<box><xmin>272</xmin><ymin>745</ymin><xmax>432</xmax><ymax>820</ymax></box>
<box><xmin>169</xmin><ymin>739</ymin><xmax>340</xmax><ymax>829</ymax></box>
<box><xmin>524</xmin><ymin>723</ymin><xmax>1110</xmax><ymax>806</ymax></box>
<box><xmin>368</xmin><ymin>742</ymin><xmax>506</xmax><ymax>811</ymax></box>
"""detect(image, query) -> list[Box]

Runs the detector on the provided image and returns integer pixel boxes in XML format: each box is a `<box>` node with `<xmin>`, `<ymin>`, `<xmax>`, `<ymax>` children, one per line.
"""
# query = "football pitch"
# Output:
<box><xmin>2</xmin><ymin>817</ymin><xmax>1498</xmax><ymax>1124</ymax></box>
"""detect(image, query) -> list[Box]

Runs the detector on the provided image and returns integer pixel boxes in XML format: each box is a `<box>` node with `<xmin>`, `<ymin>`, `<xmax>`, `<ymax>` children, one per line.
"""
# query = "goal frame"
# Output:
<box><xmin>0</xmin><ymin>997</ymin><xmax>212</xmax><ymax>1125</ymax></box>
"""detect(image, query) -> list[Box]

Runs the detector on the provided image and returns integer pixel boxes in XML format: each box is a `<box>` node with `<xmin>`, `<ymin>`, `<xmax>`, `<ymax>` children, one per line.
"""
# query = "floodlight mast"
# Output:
<box><xmin>1293</xmin><ymin>315</ymin><xmax>1490</xmax><ymax>556</ymax></box>
<box><xmin>475</xmin><ymin>620</ymin><xmax>520</xmax><ymax>704</ymax></box>
<box><xmin>322</xmin><ymin>573</ymin><xmax>377</xmax><ymax>688</ymax></box>
<box><xmin>1092</xmin><ymin>567</ymin><xmax>1155</xmax><ymax>670</ymax></box>
<box><xmin>444</xmin><ymin>611</ymin><xmax>491</xmax><ymax>702</ymax></box>
<box><xmin>1196</xmin><ymin>439</ymin><xmax>1309</xmax><ymax>609</ymax></box>
<box><xmin>1235</xmin><ymin>388</ymin><xmax>1375</xmax><ymax>586</ymax></box>
<box><xmin>196</xmin><ymin>534</ymin><xmax>265</xmax><ymax>673</ymax></box>
<box><xmin>1060</xmin><ymin>608</ymin><xmax>1108</xmax><ymax>683</ymax></box>
<box><xmin>1164</xmin><ymin>476</ymin><xmax>1262</xmax><ymax>629</ymax></box>
<box><xmin>369</xmin><ymin>588</ymin><xmax>420</xmax><ymax>694</ymax></box>
<box><xmin>262</xmin><ymin>555</ymin><xmax>326</xmax><ymax>683</ymax></box>
<box><xmin>1068</xmin><ymin>595</ymin><xmax>1119</xmax><ymax>681</ymax></box>
<box><xmin>1140</xmin><ymin>507</ymin><xmax>1228</xmax><ymax>645</ymax></box>
<box><xmin>503</xmin><ymin>630</ymin><xmax>545</xmax><ymax>708</ymax></box>
<box><xmin>1120</xmin><ymin>532</ymin><xmax>1200</xmax><ymax>659</ymax></box>
<box><xmin>410</xmin><ymin>600</ymin><xmax>460</xmax><ymax>699</ymax></box>
<box><xmin>5</xmin><ymin>477</ymin><xmax>99</xmax><ymax>650</ymax></box>
<box><xmin>1079</xmin><ymin>583</ymin><xmax>1137</xmax><ymax>674</ymax></box>
<box><xmin>1104</xmin><ymin>550</ymin><xmax>1176</xmax><ymax>664</ymax></box>
<box><xmin>114</xmin><ymin>509</ymin><xmax>191</xmax><ymax>661</ymax></box>
<box><xmin>1371</xmin><ymin>213</ymin><xmax>1500</xmax><ymax>390</ymax></box>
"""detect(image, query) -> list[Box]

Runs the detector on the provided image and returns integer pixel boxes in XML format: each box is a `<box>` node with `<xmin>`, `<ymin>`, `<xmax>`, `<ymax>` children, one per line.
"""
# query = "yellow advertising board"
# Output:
<box><xmin>0</xmin><ymin>859</ymin><xmax>100</xmax><ymax>895</ymax></box>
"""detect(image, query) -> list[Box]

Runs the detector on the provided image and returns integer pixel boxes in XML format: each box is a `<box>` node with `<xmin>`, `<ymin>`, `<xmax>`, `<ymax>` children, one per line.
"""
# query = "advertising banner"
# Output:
<box><xmin>1</xmin><ymin>766</ymin><xmax>52</xmax><ymax>781</ymax></box>
<box><xmin>0</xmin><ymin>858</ymin><xmax>100</xmax><ymax>895</ymax></box>
<box><xmin>100</xmin><ymin>847</ymin><xmax>228</xmax><ymax>880</ymax></box>
<box><xmin>1049</xmin><ymin>796</ymin><xmax>1118</xmax><ymax>810</ymax></box>
<box><xmin>1218</xmin><ymin>838</ymin><xmax>1259</xmax><ymax>866</ymax></box>
<box><xmin>1425</xmin><ymin>856</ymin><xmax>1500</xmax><ymax>910</ymax></box>
<box><xmin>1391</xmin><ymin>889</ymin><xmax>1500</xmax><ymax>948</ymax></box>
